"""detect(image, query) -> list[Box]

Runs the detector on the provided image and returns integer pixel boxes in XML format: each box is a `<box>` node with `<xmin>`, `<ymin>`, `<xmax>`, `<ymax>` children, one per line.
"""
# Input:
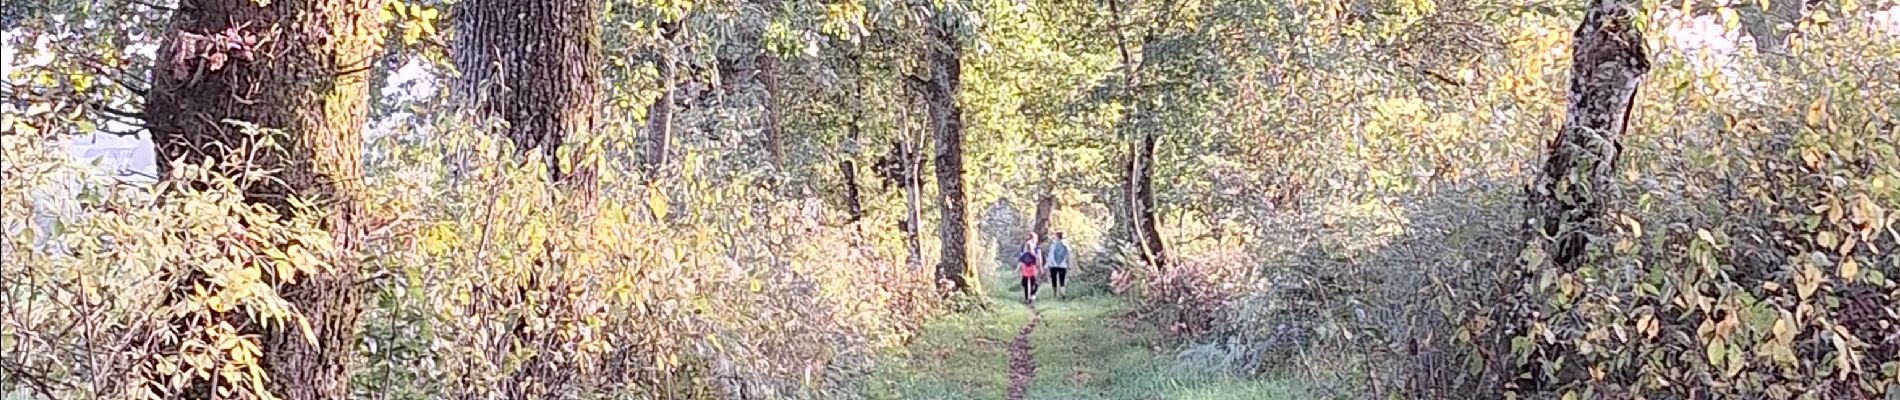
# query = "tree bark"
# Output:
<box><xmin>449</xmin><ymin>0</ymin><xmax>602</xmax><ymax>396</ymax></box>
<box><xmin>841</xmin><ymin>73</ymin><xmax>865</xmax><ymax>224</ymax></box>
<box><xmin>761</xmin><ymin>52</ymin><xmax>786</xmax><ymax>167</ymax></box>
<box><xmin>899</xmin><ymin>97</ymin><xmax>926</xmax><ymax>271</ymax></box>
<box><xmin>1031</xmin><ymin>195</ymin><xmax>1055</xmax><ymax>244</ymax></box>
<box><xmin>1507</xmin><ymin>1</ymin><xmax>1650</xmax><ymax>391</ymax></box>
<box><xmin>645</xmin><ymin>21</ymin><xmax>685</xmax><ymax>174</ymax></box>
<box><xmin>1131</xmin><ymin>130</ymin><xmax>1167</xmax><ymax>269</ymax></box>
<box><xmin>451</xmin><ymin>0</ymin><xmax>604</xmax><ymax>186</ymax></box>
<box><xmin>841</xmin><ymin>159</ymin><xmax>865</xmax><ymax>221</ymax></box>
<box><xmin>1030</xmin><ymin>150</ymin><xmax>1057</xmax><ymax>245</ymax></box>
<box><xmin>910</xmin><ymin>16</ymin><xmax>976</xmax><ymax>293</ymax></box>
<box><xmin>1106</xmin><ymin>0</ymin><xmax>1169</xmax><ymax>270</ymax></box>
<box><xmin>1739</xmin><ymin>0</ymin><xmax>1803</xmax><ymax>65</ymax></box>
<box><xmin>832</xmin><ymin>33</ymin><xmax>870</xmax><ymax>225</ymax></box>
<box><xmin>144</xmin><ymin>0</ymin><xmax>384</xmax><ymax>398</ymax></box>
<box><xmin>1528</xmin><ymin>0</ymin><xmax>1649</xmax><ymax>272</ymax></box>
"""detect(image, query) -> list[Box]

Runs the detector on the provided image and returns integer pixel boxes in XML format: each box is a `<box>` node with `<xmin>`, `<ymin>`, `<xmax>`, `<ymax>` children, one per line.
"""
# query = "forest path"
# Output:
<box><xmin>1004</xmin><ymin>304</ymin><xmax>1040</xmax><ymax>400</ymax></box>
<box><xmin>861</xmin><ymin>274</ymin><xmax>1305</xmax><ymax>399</ymax></box>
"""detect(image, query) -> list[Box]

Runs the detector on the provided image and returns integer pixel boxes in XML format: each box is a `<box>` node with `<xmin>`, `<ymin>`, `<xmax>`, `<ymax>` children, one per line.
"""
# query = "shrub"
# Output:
<box><xmin>2</xmin><ymin>117</ymin><xmax>946</xmax><ymax>400</ymax></box>
<box><xmin>4</xmin><ymin>128</ymin><xmax>343</xmax><ymax>400</ymax></box>
<box><xmin>1128</xmin><ymin>6</ymin><xmax>1900</xmax><ymax>400</ymax></box>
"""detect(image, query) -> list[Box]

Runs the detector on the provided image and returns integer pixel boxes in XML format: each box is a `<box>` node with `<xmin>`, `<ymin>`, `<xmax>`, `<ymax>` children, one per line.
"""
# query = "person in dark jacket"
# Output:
<box><xmin>1018</xmin><ymin>233</ymin><xmax>1040</xmax><ymax>303</ymax></box>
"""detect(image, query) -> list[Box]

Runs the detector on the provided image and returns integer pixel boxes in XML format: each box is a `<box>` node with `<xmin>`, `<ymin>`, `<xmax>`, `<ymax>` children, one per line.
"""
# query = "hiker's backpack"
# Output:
<box><xmin>1018</xmin><ymin>250</ymin><xmax>1037</xmax><ymax>265</ymax></box>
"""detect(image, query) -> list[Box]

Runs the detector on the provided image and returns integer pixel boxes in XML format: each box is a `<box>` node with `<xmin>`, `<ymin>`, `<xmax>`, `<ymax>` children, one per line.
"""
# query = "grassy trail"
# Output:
<box><xmin>861</xmin><ymin>275</ymin><xmax>1305</xmax><ymax>399</ymax></box>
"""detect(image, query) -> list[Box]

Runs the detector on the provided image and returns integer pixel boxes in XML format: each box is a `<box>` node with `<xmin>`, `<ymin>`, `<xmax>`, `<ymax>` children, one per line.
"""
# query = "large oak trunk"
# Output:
<box><xmin>450</xmin><ymin>0</ymin><xmax>603</xmax><ymax>396</ymax></box>
<box><xmin>144</xmin><ymin>0</ymin><xmax>385</xmax><ymax>398</ymax></box>
<box><xmin>451</xmin><ymin>0</ymin><xmax>604</xmax><ymax>185</ymax></box>
<box><xmin>1029</xmin><ymin>150</ymin><xmax>1057</xmax><ymax>244</ymax></box>
<box><xmin>1030</xmin><ymin>195</ymin><xmax>1056</xmax><ymax>245</ymax></box>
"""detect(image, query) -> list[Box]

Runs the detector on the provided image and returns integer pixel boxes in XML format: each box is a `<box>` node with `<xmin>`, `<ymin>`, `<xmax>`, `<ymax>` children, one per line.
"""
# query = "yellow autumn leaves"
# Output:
<box><xmin>379</xmin><ymin>0</ymin><xmax>441</xmax><ymax>46</ymax></box>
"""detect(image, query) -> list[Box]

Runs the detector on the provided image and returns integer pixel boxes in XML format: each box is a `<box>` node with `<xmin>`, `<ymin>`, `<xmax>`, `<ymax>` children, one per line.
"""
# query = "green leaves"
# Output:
<box><xmin>1706</xmin><ymin>336</ymin><xmax>1727</xmax><ymax>366</ymax></box>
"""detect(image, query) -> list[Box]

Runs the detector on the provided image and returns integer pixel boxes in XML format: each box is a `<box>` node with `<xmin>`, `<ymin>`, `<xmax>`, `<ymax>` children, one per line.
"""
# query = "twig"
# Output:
<box><xmin>92</xmin><ymin>102</ymin><xmax>147</xmax><ymax>121</ymax></box>
<box><xmin>902</xmin><ymin>74</ymin><xmax>932</xmax><ymax>93</ymax></box>
<box><xmin>352</xmin><ymin>269</ymin><xmax>393</xmax><ymax>287</ymax></box>
<box><xmin>73</xmin><ymin>277</ymin><xmax>103</xmax><ymax>400</ymax></box>
<box><xmin>1413</xmin><ymin>65</ymin><xmax>1463</xmax><ymax>87</ymax></box>
<box><xmin>12</xmin><ymin>86</ymin><xmax>152</xmax><ymax>135</ymax></box>
<box><xmin>123</xmin><ymin>0</ymin><xmax>177</xmax><ymax>12</ymax></box>
<box><xmin>0</xmin><ymin>361</ymin><xmax>69</xmax><ymax>400</ymax></box>
<box><xmin>69</xmin><ymin>53</ymin><xmax>151</xmax><ymax>96</ymax></box>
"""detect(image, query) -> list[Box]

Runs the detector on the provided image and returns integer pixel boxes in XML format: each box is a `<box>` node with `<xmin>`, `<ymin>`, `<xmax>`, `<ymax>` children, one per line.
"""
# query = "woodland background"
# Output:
<box><xmin>3</xmin><ymin>0</ymin><xmax>1898</xmax><ymax>398</ymax></box>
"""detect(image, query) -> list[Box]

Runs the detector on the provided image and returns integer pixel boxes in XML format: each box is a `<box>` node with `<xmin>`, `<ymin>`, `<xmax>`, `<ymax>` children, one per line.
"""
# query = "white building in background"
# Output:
<box><xmin>54</xmin><ymin>55</ymin><xmax>438</xmax><ymax>182</ymax></box>
<box><xmin>66</xmin><ymin>131</ymin><xmax>158</xmax><ymax>182</ymax></box>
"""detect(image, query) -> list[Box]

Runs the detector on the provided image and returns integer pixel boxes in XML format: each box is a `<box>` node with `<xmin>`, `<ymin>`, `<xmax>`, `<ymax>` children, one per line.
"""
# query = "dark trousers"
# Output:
<box><xmin>1021</xmin><ymin>275</ymin><xmax>1039</xmax><ymax>300</ymax></box>
<box><xmin>1049</xmin><ymin>267</ymin><xmax>1069</xmax><ymax>289</ymax></box>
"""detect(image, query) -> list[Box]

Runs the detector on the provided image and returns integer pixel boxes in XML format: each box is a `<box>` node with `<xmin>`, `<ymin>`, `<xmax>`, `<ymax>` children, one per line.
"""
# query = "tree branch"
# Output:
<box><xmin>903</xmin><ymin>73</ymin><xmax>932</xmax><ymax>94</ymax></box>
<box><xmin>336</xmin><ymin>64</ymin><xmax>375</xmax><ymax>78</ymax></box>
<box><xmin>124</xmin><ymin>0</ymin><xmax>178</xmax><ymax>11</ymax></box>
<box><xmin>93</xmin><ymin>102</ymin><xmax>147</xmax><ymax>121</ymax></box>
<box><xmin>1108</xmin><ymin>0</ymin><xmax>1139</xmax><ymax>85</ymax></box>
<box><xmin>0</xmin><ymin>361</ymin><xmax>70</xmax><ymax>400</ymax></box>
<box><xmin>69</xmin><ymin>53</ymin><xmax>151</xmax><ymax>96</ymax></box>
<box><xmin>1394</xmin><ymin>58</ymin><xmax>1462</xmax><ymax>87</ymax></box>
<box><xmin>12</xmin><ymin>86</ymin><xmax>152</xmax><ymax>136</ymax></box>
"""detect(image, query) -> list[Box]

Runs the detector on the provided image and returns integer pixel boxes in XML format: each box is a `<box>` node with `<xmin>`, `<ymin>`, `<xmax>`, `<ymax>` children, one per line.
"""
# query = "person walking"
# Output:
<box><xmin>1046</xmin><ymin>232</ymin><xmax>1072</xmax><ymax>298</ymax></box>
<box><xmin>1018</xmin><ymin>233</ymin><xmax>1041</xmax><ymax>303</ymax></box>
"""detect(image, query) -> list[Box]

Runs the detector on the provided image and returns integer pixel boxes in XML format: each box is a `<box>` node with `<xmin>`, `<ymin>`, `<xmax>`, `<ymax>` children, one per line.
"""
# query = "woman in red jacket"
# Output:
<box><xmin>1018</xmin><ymin>233</ymin><xmax>1041</xmax><ymax>303</ymax></box>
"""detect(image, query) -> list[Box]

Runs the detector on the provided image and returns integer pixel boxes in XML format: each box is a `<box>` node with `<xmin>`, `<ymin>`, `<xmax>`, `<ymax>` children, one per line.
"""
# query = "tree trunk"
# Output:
<box><xmin>1030</xmin><ymin>150</ymin><xmax>1057</xmax><ymax>245</ymax></box>
<box><xmin>1739</xmin><ymin>0</ymin><xmax>1803</xmax><ymax>65</ymax></box>
<box><xmin>835</xmin><ymin>45</ymin><xmax>869</xmax><ymax>225</ymax></box>
<box><xmin>840</xmin><ymin>99</ymin><xmax>865</xmax><ymax>224</ymax></box>
<box><xmin>451</xmin><ymin>0</ymin><xmax>604</xmax><ymax>185</ymax></box>
<box><xmin>761</xmin><ymin>52</ymin><xmax>786</xmax><ymax>167</ymax></box>
<box><xmin>1031</xmin><ymin>194</ymin><xmax>1055</xmax><ymax>244</ymax></box>
<box><xmin>1507</xmin><ymin>1</ymin><xmax>1650</xmax><ymax>391</ymax></box>
<box><xmin>841</xmin><ymin>159</ymin><xmax>865</xmax><ymax>220</ymax></box>
<box><xmin>144</xmin><ymin>0</ymin><xmax>384</xmax><ymax>398</ymax></box>
<box><xmin>450</xmin><ymin>0</ymin><xmax>602</xmax><ymax>396</ymax></box>
<box><xmin>1106</xmin><ymin>0</ymin><xmax>1169</xmax><ymax>270</ymax></box>
<box><xmin>900</xmin><ymin>98</ymin><xmax>926</xmax><ymax>271</ymax></box>
<box><xmin>645</xmin><ymin>21</ymin><xmax>685</xmax><ymax>174</ymax></box>
<box><xmin>910</xmin><ymin>17</ymin><xmax>976</xmax><ymax>293</ymax></box>
<box><xmin>1528</xmin><ymin>0</ymin><xmax>1649</xmax><ymax>273</ymax></box>
<box><xmin>1131</xmin><ymin>130</ymin><xmax>1167</xmax><ymax>269</ymax></box>
<box><xmin>840</xmin><ymin>87</ymin><xmax>865</xmax><ymax>223</ymax></box>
